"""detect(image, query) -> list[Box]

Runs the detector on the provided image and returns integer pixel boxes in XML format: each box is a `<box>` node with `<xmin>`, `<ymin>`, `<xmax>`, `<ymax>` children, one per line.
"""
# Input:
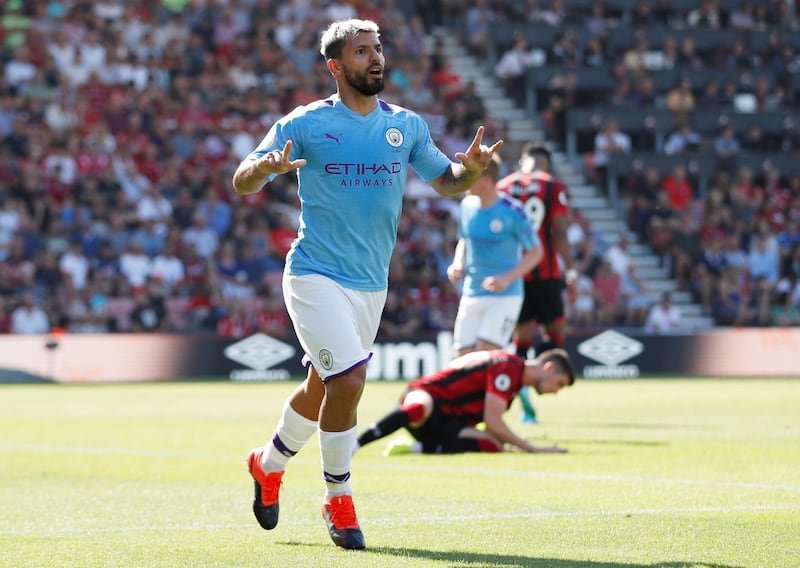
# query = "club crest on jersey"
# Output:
<box><xmin>319</xmin><ymin>349</ymin><xmax>333</xmax><ymax>370</ymax></box>
<box><xmin>385</xmin><ymin>127</ymin><xmax>403</xmax><ymax>147</ymax></box>
<box><xmin>494</xmin><ymin>373</ymin><xmax>511</xmax><ymax>392</ymax></box>
<box><xmin>490</xmin><ymin>219</ymin><xmax>504</xmax><ymax>233</ymax></box>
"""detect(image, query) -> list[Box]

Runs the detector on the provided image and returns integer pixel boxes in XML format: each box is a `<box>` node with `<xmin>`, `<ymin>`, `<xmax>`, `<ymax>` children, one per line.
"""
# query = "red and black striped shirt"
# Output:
<box><xmin>496</xmin><ymin>170</ymin><xmax>570</xmax><ymax>280</ymax></box>
<box><xmin>405</xmin><ymin>350</ymin><xmax>525</xmax><ymax>425</ymax></box>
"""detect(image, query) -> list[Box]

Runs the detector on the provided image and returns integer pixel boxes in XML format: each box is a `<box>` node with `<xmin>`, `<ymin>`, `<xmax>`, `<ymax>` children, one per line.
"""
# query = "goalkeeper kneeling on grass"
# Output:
<box><xmin>353</xmin><ymin>349</ymin><xmax>575</xmax><ymax>456</ymax></box>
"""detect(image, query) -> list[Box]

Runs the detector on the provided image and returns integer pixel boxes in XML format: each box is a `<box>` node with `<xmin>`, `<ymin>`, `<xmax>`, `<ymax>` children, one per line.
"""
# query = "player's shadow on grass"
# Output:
<box><xmin>370</xmin><ymin>548</ymin><xmax>744</xmax><ymax>568</ymax></box>
<box><xmin>284</xmin><ymin>543</ymin><xmax>744</xmax><ymax>568</ymax></box>
<box><xmin>575</xmin><ymin>421</ymin><xmax>712</xmax><ymax>431</ymax></box>
<box><xmin>559</xmin><ymin>438</ymin><xmax>667</xmax><ymax>447</ymax></box>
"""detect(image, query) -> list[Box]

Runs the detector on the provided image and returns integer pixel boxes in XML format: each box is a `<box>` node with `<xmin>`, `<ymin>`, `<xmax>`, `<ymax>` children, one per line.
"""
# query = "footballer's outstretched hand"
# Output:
<box><xmin>455</xmin><ymin>126</ymin><xmax>504</xmax><ymax>175</ymax></box>
<box><xmin>529</xmin><ymin>444</ymin><xmax>567</xmax><ymax>454</ymax></box>
<box><xmin>255</xmin><ymin>140</ymin><xmax>307</xmax><ymax>176</ymax></box>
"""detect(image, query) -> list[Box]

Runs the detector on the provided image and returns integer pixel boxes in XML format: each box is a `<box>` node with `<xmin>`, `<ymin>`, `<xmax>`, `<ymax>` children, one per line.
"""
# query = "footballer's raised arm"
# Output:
<box><xmin>232</xmin><ymin>139</ymin><xmax>307</xmax><ymax>195</ymax></box>
<box><xmin>429</xmin><ymin>126</ymin><xmax>504</xmax><ymax>198</ymax></box>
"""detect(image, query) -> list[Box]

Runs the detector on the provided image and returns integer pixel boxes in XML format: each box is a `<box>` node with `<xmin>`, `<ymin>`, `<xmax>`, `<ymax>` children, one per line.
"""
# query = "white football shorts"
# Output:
<box><xmin>452</xmin><ymin>294</ymin><xmax>523</xmax><ymax>351</ymax></box>
<box><xmin>283</xmin><ymin>273</ymin><xmax>386</xmax><ymax>381</ymax></box>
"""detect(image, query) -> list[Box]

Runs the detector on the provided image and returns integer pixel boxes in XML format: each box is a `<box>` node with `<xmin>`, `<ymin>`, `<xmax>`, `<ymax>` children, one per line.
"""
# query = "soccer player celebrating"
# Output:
<box><xmin>232</xmin><ymin>19</ymin><xmax>503</xmax><ymax>550</ymax></box>
<box><xmin>447</xmin><ymin>153</ymin><xmax>543</xmax><ymax>357</ymax></box>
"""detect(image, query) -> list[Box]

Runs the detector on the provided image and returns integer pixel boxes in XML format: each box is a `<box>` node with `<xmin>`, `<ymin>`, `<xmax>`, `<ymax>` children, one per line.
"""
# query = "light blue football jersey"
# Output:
<box><xmin>249</xmin><ymin>95</ymin><xmax>451</xmax><ymax>291</ymax></box>
<box><xmin>458</xmin><ymin>194</ymin><xmax>540</xmax><ymax>297</ymax></box>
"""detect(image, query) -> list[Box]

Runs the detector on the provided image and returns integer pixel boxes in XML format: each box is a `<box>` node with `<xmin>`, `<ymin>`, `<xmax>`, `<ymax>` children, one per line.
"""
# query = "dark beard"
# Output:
<box><xmin>343</xmin><ymin>67</ymin><xmax>384</xmax><ymax>96</ymax></box>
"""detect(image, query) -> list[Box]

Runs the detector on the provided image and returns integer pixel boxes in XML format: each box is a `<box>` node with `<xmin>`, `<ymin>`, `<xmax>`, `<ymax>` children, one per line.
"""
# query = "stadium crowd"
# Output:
<box><xmin>0</xmin><ymin>0</ymin><xmax>799</xmax><ymax>339</ymax></box>
<box><xmin>484</xmin><ymin>0</ymin><xmax>800</xmax><ymax>328</ymax></box>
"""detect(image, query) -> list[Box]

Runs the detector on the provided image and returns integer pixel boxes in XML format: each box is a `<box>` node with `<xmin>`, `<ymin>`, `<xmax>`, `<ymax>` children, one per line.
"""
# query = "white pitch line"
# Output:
<box><xmin>2</xmin><ymin>441</ymin><xmax>799</xmax><ymax>493</ymax></box>
<box><xmin>2</xmin><ymin>504</ymin><xmax>800</xmax><ymax>536</ymax></box>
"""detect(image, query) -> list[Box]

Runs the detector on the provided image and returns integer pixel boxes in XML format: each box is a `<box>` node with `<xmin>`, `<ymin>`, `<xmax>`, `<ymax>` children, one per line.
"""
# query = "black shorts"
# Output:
<box><xmin>407</xmin><ymin>403</ymin><xmax>467</xmax><ymax>445</ymax></box>
<box><xmin>518</xmin><ymin>278</ymin><xmax>565</xmax><ymax>326</ymax></box>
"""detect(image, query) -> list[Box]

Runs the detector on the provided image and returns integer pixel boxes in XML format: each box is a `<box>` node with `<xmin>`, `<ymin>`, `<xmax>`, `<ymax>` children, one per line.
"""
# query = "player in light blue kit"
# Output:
<box><xmin>447</xmin><ymin>154</ymin><xmax>542</xmax><ymax>357</ymax></box>
<box><xmin>232</xmin><ymin>19</ymin><xmax>503</xmax><ymax>550</ymax></box>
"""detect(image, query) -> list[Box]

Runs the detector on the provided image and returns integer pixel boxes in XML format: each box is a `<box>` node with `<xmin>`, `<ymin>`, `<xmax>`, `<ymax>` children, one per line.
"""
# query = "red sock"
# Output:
<box><xmin>477</xmin><ymin>439</ymin><xmax>502</xmax><ymax>452</ymax></box>
<box><xmin>513</xmin><ymin>339</ymin><xmax>532</xmax><ymax>358</ymax></box>
<box><xmin>400</xmin><ymin>402</ymin><xmax>425</xmax><ymax>423</ymax></box>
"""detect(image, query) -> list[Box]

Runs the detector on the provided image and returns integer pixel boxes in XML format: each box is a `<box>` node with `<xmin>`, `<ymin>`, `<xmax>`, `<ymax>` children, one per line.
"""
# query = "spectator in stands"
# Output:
<box><xmin>630</xmin><ymin>75</ymin><xmax>658</xmax><ymax>110</ymax></box>
<box><xmin>624</xmin><ymin>164</ymin><xmax>661</xmax><ymax>237</ymax></box>
<box><xmin>686</xmin><ymin>0</ymin><xmax>723</xmax><ymax>29</ymax></box>
<box><xmin>593</xmin><ymin>259</ymin><xmax>622</xmax><ymax>325</ymax></box>
<box><xmin>582</xmin><ymin>36</ymin><xmax>607</xmax><ymax>68</ymax></box>
<box><xmin>182</xmin><ymin>211</ymin><xmax>220</xmax><ymax>260</ymax></box>
<box><xmin>59</xmin><ymin>239</ymin><xmax>90</xmax><ymax>291</ymax></box>
<box><xmin>463</xmin><ymin>0</ymin><xmax>494</xmax><ymax>59</ymax></box>
<box><xmin>669</xmin><ymin>212</ymin><xmax>703</xmax><ymax>291</ymax></box>
<box><xmin>34</xmin><ymin>249</ymin><xmax>64</xmax><ymax>297</ymax></box>
<box><xmin>216</xmin><ymin>298</ymin><xmax>253</xmax><ymax>339</ymax></box>
<box><xmin>665</xmin><ymin>76</ymin><xmax>696</xmax><ymax>124</ymax></box>
<box><xmin>644</xmin><ymin>291</ymin><xmax>682</xmax><ymax>333</ymax></box>
<box><xmin>541</xmin><ymin>0</ymin><xmax>566</xmax><ymax>27</ymax></box>
<box><xmin>549</xmin><ymin>29</ymin><xmax>580</xmax><ymax>67</ymax></box>
<box><xmin>254</xmin><ymin>288</ymin><xmax>291</xmax><ymax>337</ymax></box>
<box><xmin>713</xmin><ymin>265</ymin><xmax>753</xmax><ymax>326</ymax></box>
<box><xmin>713</xmin><ymin>124</ymin><xmax>741</xmax><ymax>175</ymax></box>
<box><xmin>196</xmin><ymin>188</ymin><xmax>233</xmax><ymax>239</ymax></box>
<box><xmin>607</xmin><ymin>78</ymin><xmax>634</xmax><ymax>109</ymax></box>
<box><xmin>129</xmin><ymin>281</ymin><xmax>168</xmax><ymax>333</ymax></box>
<box><xmin>741</xmin><ymin>123</ymin><xmax>768</xmax><ymax>153</ymax></box>
<box><xmin>574</xmin><ymin>232</ymin><xmax>604</xmax><ymax>281</ymax></box>
<box><xmin>664</xmin><ymin>122</ymin><xmax>703</xmax><ymax>155</ymax></box>
<box><xmin>698</xmin><ymin>80</ymin><xmax>724</xmax><ymax>111</ymax></box>
<box><xmin>132</xmin><ymin>219</ymin><xmax>166</xmax><ymax>259</ymax></box>
<box><xmin>661</xmin><ymin>163</ymin><xmax>694</xmax><ymax>213</ymax></box>
<box><xmin>604</xmin><ymin>235</ymin><xmax>650</xmax><ymax>325</ymax></box>
<box><xmin>626</xmin><ymin>0</ymin><xmax>657</xmax><ymax>27</ymax></box>
<box><xmin>495</xmin><ymin>34</ymin><xmax>539</xmax><ymax>108</ymax></box>
<box><xmin>136</xmin><ymin>184</ymin><xmax>173</xmax><ymax>233</ymax></box>
<box><xmin>747</xmin><ymin>229</ymin><xmax>781</xmax><ymax>286</ymax></box>
<box><xmin>593</xmin><ymin>119</ymin><xmax>631</xmax><ymax>191</ymax></box>
<box><xmin>214</xmin><ymin>240</ymin><xmax>254</xmax><ymax>300</ymax></box>
<box><xmin>770</xmin><ymin>288</ymin><xmax>800</xmax><ymax>326</ymax></box>
<box><xmin>585</xmin><ymin>1</ymin><xmax>610</xmax><ymax>40</ymax></box>
<box><xmin>119</xmin><ymin>239</ymin><xmax>152</xmax><ymax>294</ymax></box>
<box><xmin>10</xmin><ymin>293</ymin><xmax>50</xmax><ymax>334</ymax></box>
<box><xmin>729</xmin><ymin>1</ymin><xmax>757</xmax><ymax>32</ymax></box>
<box><xmin>676</xmin><ymin>36</ymin><xmax>704</xmax><ymax>70</ymax></box>
<box><xmin>570</xmin><ymin>272</ymin><xmax>596</xmax><ymax>328</ymax></box>
<box><xmin>150</xmin><ymin>242</ymin><xmax>186</xmax><ymax>294</ymax></box>
<box><xmin>430</xmin><ymin>47</ymin><xmax>464</xmax><ymax>101</ymax></box>
<box><xmin>379</xmin><ymin>288</ymin><xmax>425</xmax><ymax>339</ymax></box>
<box><xmin>622</xmin><ymin>30</ymin><xmax>650</xmax><ymax>81</ymax></box>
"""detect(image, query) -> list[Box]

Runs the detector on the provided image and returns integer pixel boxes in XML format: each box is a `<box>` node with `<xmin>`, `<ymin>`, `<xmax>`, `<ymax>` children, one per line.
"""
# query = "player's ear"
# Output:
<box><xmin>326</xmin><ymin>58</ymin><xmax>340</xmax><ymax>74</ymax></box>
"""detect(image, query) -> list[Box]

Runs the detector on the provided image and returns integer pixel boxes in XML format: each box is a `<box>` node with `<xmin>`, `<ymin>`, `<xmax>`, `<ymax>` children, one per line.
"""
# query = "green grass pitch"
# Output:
<box><xmin>1</xmin><ymin>377</ymin><xmax>798</xmax><ymax>568</ymax></box>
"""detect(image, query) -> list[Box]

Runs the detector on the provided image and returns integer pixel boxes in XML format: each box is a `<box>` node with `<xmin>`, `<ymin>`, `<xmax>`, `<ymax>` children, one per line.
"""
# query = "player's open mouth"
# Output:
<box><xmin>369</xmin><ymin>66</ymin><xmax>383</xmax><ymax>76</ymax></box>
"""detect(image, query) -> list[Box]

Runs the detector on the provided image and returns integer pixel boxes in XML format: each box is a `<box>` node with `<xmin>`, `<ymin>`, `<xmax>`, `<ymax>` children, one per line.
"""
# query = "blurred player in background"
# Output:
<box><xmin>353</xmin><ymin>348</ymin><xmax>575</xmax><ymax>455</ymax></box>
<box><xmin>232</xmin><ymin>19</ymin><xmax>503</xmax><ymax>550</ymax></box>
<box><xmin>496</xmin><ymin>142</ymin><xmax>577</xmax><ymax>423</ymax></box>
<box><xmin>447</xmin><ymin>153</ymin><xmax>542</xmax><ymax>358</ymax></box>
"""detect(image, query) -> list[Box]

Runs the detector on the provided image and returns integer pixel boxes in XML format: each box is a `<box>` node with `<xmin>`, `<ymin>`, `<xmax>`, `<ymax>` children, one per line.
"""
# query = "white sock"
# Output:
<box><xmin>262</xmin><ymin>402</ymin><xmax>318</xmax><ymax>473</ymax></box>
<box><xmin>319</xmin><ymin>426</ymin><xmax>357</xmax><ymax>498</ymax></box>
